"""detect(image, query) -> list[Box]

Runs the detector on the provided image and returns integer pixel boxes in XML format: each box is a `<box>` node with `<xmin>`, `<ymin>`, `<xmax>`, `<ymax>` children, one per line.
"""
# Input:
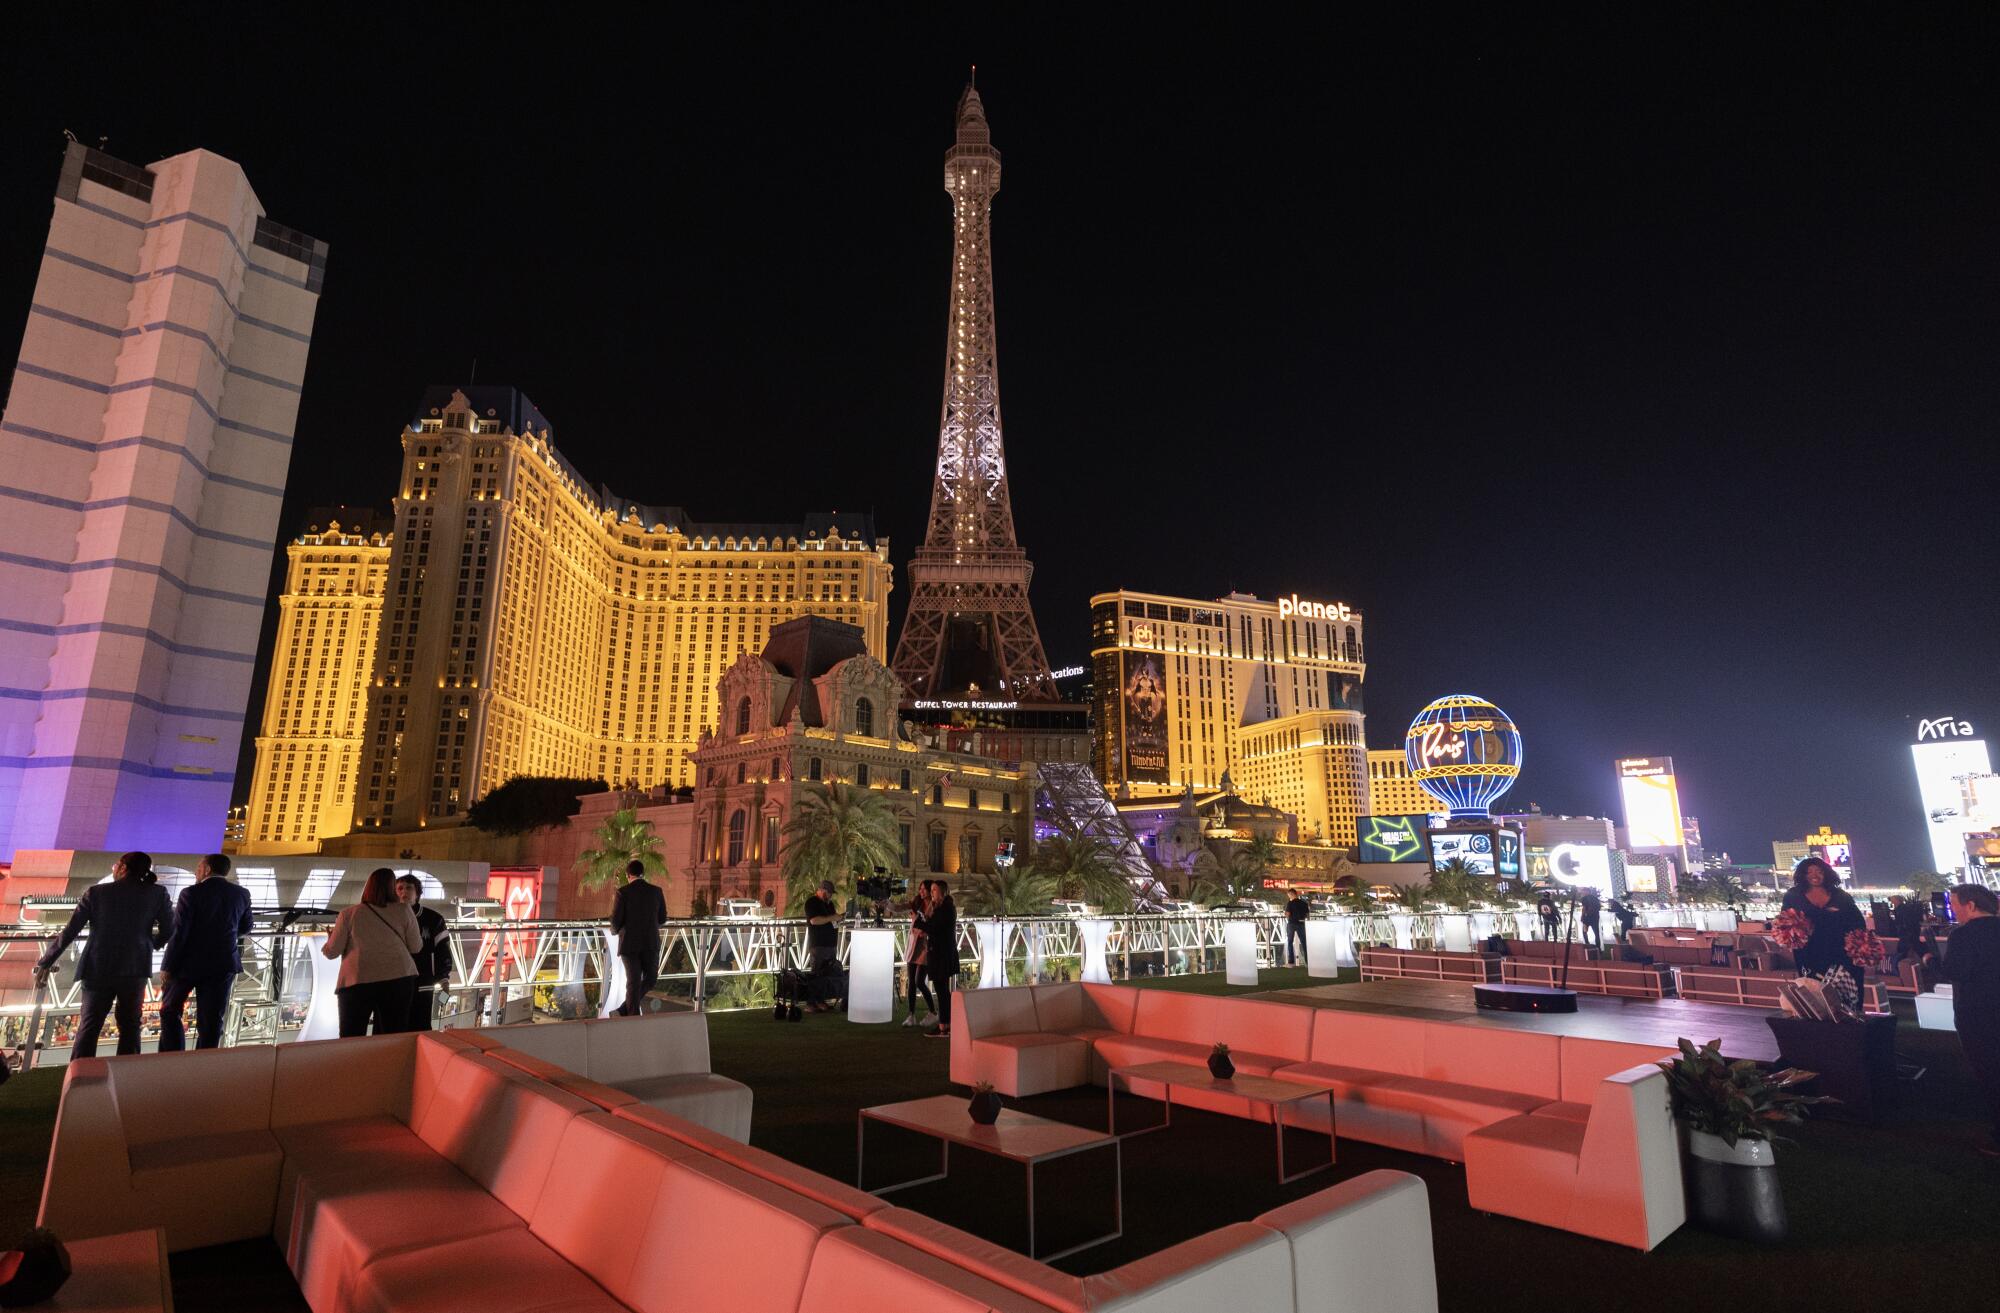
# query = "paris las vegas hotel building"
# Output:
<box><xmin>1091</xmin><ymin>589</ymin><xmax>1379</xmax><ymax>849</ymax></box>
<box><xmin>241</xmin><ymin>385</ymin><xmax>891</xmax><ymax>852</ymax></box>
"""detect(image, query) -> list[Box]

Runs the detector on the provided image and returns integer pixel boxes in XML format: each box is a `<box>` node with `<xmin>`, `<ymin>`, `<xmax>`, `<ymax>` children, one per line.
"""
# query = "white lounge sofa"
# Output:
<box><xmin>951</xmin><ymin>981</ymin><xmax>1685</xmax><ymax>1250</ymax></box>
<box><xmin>39</xmin><ymin>1026</ymin><xmax>1439</xmax><ymax>1311</ymax></box>
<box><xmin>483</xmin><ymin>1012</ymin><xmax>754</xmax><ymax>1142</ymax></box>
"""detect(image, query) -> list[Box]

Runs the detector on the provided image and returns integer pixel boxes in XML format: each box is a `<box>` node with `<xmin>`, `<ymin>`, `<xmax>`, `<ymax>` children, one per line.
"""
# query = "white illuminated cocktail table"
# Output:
<box><xmin>857</xmin><ymin>1094</ymin><xmax>1122</xmax><ymax>1260</ymax></box>
<box><xmin>1107</xmin><ymin>1060</ymin><xmax>1337</xmax><ymax>1184</ymax></box>
<box><xmin>847</xmin><ymin>927</ymin><xmax>897</xmax><ymax>1024</ymax></box>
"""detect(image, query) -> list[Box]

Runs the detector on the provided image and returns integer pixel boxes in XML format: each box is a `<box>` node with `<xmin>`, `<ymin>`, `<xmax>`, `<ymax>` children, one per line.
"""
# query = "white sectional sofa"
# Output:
<box><xmin>952</xmin><ymin>982</ymin><xmax>1686</xmax><ymax>1250</ymax></box>
<box><xmin>483</xmin><ymin>1011</ymin><xmax>754</xmax><ymax>1141</ymax></box>
<box><xmin>39</xmin><ymin>1018</ymin><xmax>1441</xmax><ymax>1311</ymax></box>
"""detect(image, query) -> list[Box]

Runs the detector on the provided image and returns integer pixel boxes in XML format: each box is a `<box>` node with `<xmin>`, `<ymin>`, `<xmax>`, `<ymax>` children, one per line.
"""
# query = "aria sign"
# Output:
<box><xmin>1917</xmin><ymin>715</ymin><xmax>1976</xmax><ymax>742</ymax></box>
<box><xmin>1276</xmin><ymin>594</ymin><xmax>1354</xmax><ymax>622</ymax></box>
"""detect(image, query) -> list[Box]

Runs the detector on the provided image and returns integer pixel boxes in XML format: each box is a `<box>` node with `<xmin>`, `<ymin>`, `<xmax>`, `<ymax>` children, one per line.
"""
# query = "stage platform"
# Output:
<box><xmin>1256</xmin><ymin>978</ymin><xmax>1782</xmax><ymax>1062</ymax></box>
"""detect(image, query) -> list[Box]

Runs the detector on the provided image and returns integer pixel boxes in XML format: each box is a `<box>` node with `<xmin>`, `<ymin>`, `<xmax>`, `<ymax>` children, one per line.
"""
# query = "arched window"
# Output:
<box><xmin>734</xmin><ymin>697</ymin><xmax>751</xmax><ymax>736</ymax></box>
<box><xmin>854</xmin><ymin>697</ymin><xmax>874</xmax><ymax>737</ymax></box>
<box><xmin>726</xmin><ymin>809</ymin><xmax>747</xmax><ymax>866</ymax></box>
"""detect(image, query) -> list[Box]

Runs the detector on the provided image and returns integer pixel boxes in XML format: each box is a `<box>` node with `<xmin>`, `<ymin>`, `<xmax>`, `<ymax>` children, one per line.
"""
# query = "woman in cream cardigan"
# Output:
<box><xmin>322</xmin><ymin>867</ymin><xmax>422</xmax><ymax>1036</ymax></box>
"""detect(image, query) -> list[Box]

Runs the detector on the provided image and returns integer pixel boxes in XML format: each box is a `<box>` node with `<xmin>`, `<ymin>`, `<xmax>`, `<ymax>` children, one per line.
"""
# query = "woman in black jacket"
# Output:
<box><xmin>34</xmin><ymin>852</ymin><xmax>175</xmax><ymax>1058</ymax></box>
<box><xmin>1780</xmin><ymin>857</ymin><xmax>1868</xmax><ymax>1006</ymax></box>
<box><xmin>922</xmin><ymin>881</ymin><xmax>961</xmax><ymax>1039</ymax></box>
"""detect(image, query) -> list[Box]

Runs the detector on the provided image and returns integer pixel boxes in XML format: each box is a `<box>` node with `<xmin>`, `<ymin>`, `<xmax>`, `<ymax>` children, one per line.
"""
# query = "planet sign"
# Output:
<box><xmin>1404</xmin><ymin>694</ymin><xmax>1523</xmax><ymax>819</ymax></box>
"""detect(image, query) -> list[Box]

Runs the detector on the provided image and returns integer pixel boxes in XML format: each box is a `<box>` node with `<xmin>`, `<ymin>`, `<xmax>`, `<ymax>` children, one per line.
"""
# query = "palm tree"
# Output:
<box><xmin>1027</xmin><ymin>832</ymin><xmax>1134</xmax><ymax>913</ymax></box>
<box><xmin>1906</xmin><ymin>870</ymin><xmax>1951</xmax><ymax>899</ymax></box>
<box><xmin>577</xmin><ymin>808</ymin><xmax>664</xmax><ymax>891</ymax></box>
<box><xmin>1428</xmin><ymin>857</ymin><xmax>1494</xmax><ymax>911</ymax></box>
<box><xmin>1393</xmin><ymin>877</ymin><xmax>1433</xmax><ymax>911</ymax></box>
<box><xmin>958</xmin><ymin>867</ymin><xmax>1058</xmax><ymax>916</ymax></box>
<box><xmin>780</xmin><ymin>783</ymin><xmax>901</xmax><ymax>913</ymax></box>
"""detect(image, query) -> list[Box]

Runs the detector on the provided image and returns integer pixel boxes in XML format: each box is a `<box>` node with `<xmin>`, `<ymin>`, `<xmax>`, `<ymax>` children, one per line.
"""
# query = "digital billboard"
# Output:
<box><xmin>1545</xmin><ymin>843</ymin><xmax>1613</xmax><ymax>894</ymax></box>
<box><xmin>1617</xmin><ymin>757</ymin><xmax>1686</xmax><ymax>850</ymax></box>
<box><xmin>1119</xmin><ymin>652</ymin><xmax>1170</xmax><ymax>784</ymax></box>
<box><xmin>1496</xmin><ymin>830</ymin><xmax>1523</xmax><ymax>878</ymax></box>
<box><xmin>1911</xmin><ymin>719</ymin><xmax>1990</xmax><ymax>874</ymax></box>
<box><xmin>1357</xmin><ymin>814</ymin><xmax>1432</xmax><ymax>864</ymax></box>
<box><xmin>1430</xmin><ymin>830</ymin><xmax>1496</xmax><ymax>876</ymax></box>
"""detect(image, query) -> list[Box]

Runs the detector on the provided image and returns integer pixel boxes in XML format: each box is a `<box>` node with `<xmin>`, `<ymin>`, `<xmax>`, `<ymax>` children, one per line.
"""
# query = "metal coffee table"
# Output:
<box><xmin>1107</xmin><ymin>1060</ymin><xmax>1337</xmax><ymax>1183</ymax></box>
<box><xmin>858</xmin><ymin>1094</ymin><xmax>1122</xmax><ymax>1260</ymax></box>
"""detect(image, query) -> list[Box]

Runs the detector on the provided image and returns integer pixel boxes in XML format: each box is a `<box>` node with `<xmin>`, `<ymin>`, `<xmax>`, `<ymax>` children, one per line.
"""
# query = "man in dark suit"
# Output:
<box><xmin>1932</xmin><ymin>884</ymin><xmax>2000</xmax><ymax>1156</ymax></box>
<box><xmin>395</xmin><ymin>873</ymin><xmax>453</xmax><ymax>1030</ymax></box>
<box><xmin>159</xmin><ymin>853</ymin><xmax>252</xmax><ymax>1051</ymax></box>
<box><xmin>611</xmin><ymin>859</ymin><xmax>667</xmax><ymax>1016</ymax></box>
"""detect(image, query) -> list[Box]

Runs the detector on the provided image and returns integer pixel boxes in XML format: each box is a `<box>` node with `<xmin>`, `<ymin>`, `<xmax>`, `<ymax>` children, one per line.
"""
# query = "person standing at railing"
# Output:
<box><xmin>1579</xmin><ymin>889</ymin><xmax>1603</xmax><ymax>950</ymax></box>
<box><xmin>921</xmin><ymin>879</ymin><xmax>960</xmax><ymax>1040</ymax></box>
<box><xmin>32</xmin><ymin>851</ymin><xmax>175</xmax><ymax>1058</ymax></box>
<box><xmin>158</xmin><ymin>853</ymin><xmax>252</xmax><ymax>1051</ymax></box>
<box><xmin>902</xmin><ymin>884</ymin><xmax>936</xmax><ymax>1028</ymax></box>
<box><xmin>321</xmin><ymin>868</ymin><xmax>422</xmax><ymax>1037</ymax></box>
<box><xmin>611</xmin><ymin>859</ymin><xmax>667</xmax><ymax>1016</ymax></box>
<box><xmin>1284</xmin><ymin>888</ymin><xmax>1309</xmax><ymax>965</ymax></box>
<box><xmin>395</xmin><ymin>873</ymin><xmax>452</xmax><ymax>1030</ymax></box>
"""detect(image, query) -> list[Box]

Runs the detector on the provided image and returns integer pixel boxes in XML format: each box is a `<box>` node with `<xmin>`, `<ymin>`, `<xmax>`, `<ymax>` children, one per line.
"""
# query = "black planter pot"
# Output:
<box><xmin>1208</xmin><ymin>1052</ymin><xmax>1235</xmax><ymax>1080</ymax></box>
<box><xmin>968</xmin><ymin>1090</ymin><xmax>1003</xmax><ymax>1125</ymax></box>
<box><xmin>1686</xmin><ymin>1134</ymin><xmax>1787</xmax><ymax>1242</ymax></box>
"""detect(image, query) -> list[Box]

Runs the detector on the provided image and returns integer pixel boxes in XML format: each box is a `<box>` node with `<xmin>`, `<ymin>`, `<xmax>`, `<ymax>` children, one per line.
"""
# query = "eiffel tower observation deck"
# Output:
<box><xmin>890</xmin><ymin>76</ymin><xmax>1089</xmax><ymax>767</ymax></box>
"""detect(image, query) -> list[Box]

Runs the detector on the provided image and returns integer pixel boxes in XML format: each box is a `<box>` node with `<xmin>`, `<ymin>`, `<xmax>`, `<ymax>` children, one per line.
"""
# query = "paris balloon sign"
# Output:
<box><xmin>1404</xmin><ymin>694</ymin><xmax>1523</xmax><ymax>820</ymax></box>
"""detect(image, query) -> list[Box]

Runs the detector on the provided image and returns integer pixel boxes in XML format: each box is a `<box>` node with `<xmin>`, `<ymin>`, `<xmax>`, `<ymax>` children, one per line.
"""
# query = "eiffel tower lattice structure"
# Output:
<box><xmin>890</xmin><ymin>77</ymin><xmax>1060</xmax><ymax>707</ymax></box>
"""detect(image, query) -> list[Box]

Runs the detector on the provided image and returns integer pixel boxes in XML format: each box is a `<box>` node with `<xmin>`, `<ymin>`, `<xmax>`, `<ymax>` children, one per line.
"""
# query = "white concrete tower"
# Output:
<box><xmin>0</xmin><ymin>142</ymin><xmax>326</xmax><ymax>858</ymax></box>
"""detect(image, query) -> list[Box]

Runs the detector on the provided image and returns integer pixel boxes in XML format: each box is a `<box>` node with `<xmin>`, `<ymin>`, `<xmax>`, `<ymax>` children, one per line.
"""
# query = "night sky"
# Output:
<box><xmin>3</xmin><ymin>11</ymin><xmax>1994</xmax><ymax>874</ymax></box>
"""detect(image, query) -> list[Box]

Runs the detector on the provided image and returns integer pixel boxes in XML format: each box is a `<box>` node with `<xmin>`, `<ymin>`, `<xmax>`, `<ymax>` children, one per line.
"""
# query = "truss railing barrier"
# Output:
<box><xmin>0</xmin><ymin>904</ymin><xmax>1774</xmax><ymax>1070</ymax></box>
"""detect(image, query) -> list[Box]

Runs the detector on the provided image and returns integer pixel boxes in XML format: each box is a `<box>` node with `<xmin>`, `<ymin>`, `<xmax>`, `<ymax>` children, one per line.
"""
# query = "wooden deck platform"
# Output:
<box><xmin>1255</xmin><ymin>977</ymin><xmax>1782</xmax><ymax>1062</ymax></box>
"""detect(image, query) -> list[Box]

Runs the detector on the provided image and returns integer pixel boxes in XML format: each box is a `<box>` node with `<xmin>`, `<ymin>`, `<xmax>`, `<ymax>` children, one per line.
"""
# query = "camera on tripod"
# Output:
<box><xmin>855</xmin><ymin>869</ymin><xmax>907</xmax><ymax>906</ymax></box>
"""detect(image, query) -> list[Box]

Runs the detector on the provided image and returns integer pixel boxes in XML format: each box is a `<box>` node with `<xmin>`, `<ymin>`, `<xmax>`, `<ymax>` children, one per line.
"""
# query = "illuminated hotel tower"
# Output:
<box><xmin>0</xmin><ymin>142</ymin><xmax>325</xmax><ymax>858</ymax></box>
<box><xmin>241</xmin><ymin>516</ymin><xmax>390</xmax><ymax>853</ymax></box>
<box><xmin>891</xmin><ymin>79</ymin><xmax>1062</xmax><ymax>716</ymax></box>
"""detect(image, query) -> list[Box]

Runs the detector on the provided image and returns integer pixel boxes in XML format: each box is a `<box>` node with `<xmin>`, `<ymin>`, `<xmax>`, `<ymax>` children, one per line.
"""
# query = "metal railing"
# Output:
<box><xmin>0</xmin><ymin>903</ymin><xmax>1771</xmax><ymax>1070</ymax></box>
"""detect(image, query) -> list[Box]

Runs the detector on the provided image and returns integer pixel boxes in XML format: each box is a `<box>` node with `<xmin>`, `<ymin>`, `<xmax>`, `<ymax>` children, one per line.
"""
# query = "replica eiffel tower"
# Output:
<box><xmin>891</xmin><ymin>79</ymin><xmax>1087</xmax><ymax>763</ymax></box>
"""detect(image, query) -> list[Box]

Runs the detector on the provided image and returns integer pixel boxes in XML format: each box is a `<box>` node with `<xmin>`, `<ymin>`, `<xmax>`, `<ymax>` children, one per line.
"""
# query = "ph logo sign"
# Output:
<box><xmin>1917</xmin><ymin>716</ymin><xmax>1975</xmax><ymax>741</ymax></box>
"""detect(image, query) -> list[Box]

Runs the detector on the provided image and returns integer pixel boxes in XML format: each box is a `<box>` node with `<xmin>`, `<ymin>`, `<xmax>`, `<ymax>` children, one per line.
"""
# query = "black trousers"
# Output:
<box><xmin>73</xmin><ymin>977</ymin><xmax>147</xmax><ymax>1059</ymax></box>
<box><xmin>619</xmin><ymin>952</ymin><xmax>660</xmax><ymax>1016</ymax></box>
<box><xmin>337</xmin><ymin>977</ymin><xmax>415</xmax><ymax>1038</ymax></box>
<box><xmin>1540</xmin><ymin>917</ymin><xmax>1559</xmax><ymax>940</ymax></box>
<box><xmin>1959</xmin><ymin>1019</ymin><xmax>2000</xmax><ymax>1140</ymax></box>
<box><xmin>406</xmin><ymin>986</ymin><xmax>437</xmax><ymax>1032</ymax></box>
<box><xmin>907</xmin><ymin>965</ymin><xmax>936</xmax><ymax>1016</ymax></box>
<box><xmin>1286</xmin><ymin>921</ymin><xmax>1307</xmax><ymax>965</ymax></box>
<box><xmin>1580</xmin><ymin>916</ymin><xmax>1601</xmax><ymax>948</ymax></box>
<box><xmin>929</xmin><ymin>967</ymin><xmax>955</xmax><ymax>1029</ymax></box>
<box><xmin>158</xmin><ymin>971</ymin><xmax>234</xmax><ymax>1051</ymax></box>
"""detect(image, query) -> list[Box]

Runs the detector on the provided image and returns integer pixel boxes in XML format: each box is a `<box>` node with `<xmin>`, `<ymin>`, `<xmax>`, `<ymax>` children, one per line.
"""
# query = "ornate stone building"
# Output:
<box><xmin>682</xmin><ymin>616</ymin><xmax>1031</xmax><ymax>910</ymax></box>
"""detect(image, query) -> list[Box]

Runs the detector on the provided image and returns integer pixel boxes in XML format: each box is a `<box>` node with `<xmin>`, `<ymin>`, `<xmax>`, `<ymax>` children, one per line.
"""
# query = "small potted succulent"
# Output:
<box><xmin>1658</xmin><ymin>1037</ymin><xmax>1829</xmax><ymax>1241</ymax></box>
<box><xmin>1208</xmin><ymin>1041</ymin><xmax>1235</xmax><ymax>1081</ymax></box>
<box><xmin>967</xmin><ymin>1080</ymin><xmax>1003</xmax><ymax>1125</ymax></box>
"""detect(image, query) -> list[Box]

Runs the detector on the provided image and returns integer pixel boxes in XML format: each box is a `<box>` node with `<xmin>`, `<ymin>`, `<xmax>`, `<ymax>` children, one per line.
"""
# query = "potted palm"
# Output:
<box><xmin>1658</xmin><ymin>1038</ymin><xmax>1829</xmax><ymax>1241</ymax></box>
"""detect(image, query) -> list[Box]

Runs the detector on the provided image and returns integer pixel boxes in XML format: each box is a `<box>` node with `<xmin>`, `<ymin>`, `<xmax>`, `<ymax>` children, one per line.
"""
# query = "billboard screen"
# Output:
<box><xmin>1357</xmin><ymin>814</ymin><xmax>1432</xmax><ymax>864</ymax></box>
<box><xmin>1624</xmin><ymin>853</ymin><xmax>1662</xmax><ymax>894</ymax></box>
<box><xmin>1430</xmin><ymin>830</ymin><xmax>1495</xmax><ymax>876</ymax></box>
<box><xmin>1617</xmin><ymin>757</ymin><xmax>1686</xmax><ymax>849</ymax></box>
<box><xmin>1912</xmin><ymin>736</ymin><xmax>1992</xmax><ymax>872</ymax></box>
<box><xmin>1496</xmin><ymin>830</ymin><xmax>1522</xmax><ymax>878</ymax></box>
<box><xmin>1546</xmin><ymin>843</ymin><xmax>1613</xmax><ymax>894</ymax></box>
<box><xmin>1119</xmin><ymin>652</ymin><xmax>1170</xmax><ymax>784</ymax></box>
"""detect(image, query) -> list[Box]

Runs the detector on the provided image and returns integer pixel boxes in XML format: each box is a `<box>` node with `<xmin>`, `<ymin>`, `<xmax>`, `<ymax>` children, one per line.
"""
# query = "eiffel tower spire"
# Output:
<box><xmin>891</xmin><ymin>80</ymin><xmax>1059</xmax><ymax>705</ymax></box>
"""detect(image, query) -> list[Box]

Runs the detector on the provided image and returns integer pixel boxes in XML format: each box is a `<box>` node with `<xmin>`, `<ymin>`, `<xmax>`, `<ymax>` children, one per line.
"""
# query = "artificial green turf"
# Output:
<box><xmin>2</xmin><ymin>970</ymin><xmax>1991</xmax><ymax>1312</ymax></box>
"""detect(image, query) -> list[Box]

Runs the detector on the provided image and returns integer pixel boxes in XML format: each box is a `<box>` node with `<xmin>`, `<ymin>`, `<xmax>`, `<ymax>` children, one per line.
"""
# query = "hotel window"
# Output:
<box><xmin>929</xmin><ymin>829</ymin><xmax>946</xmax><ymax>871</ymax></box>
<box><xmin>735</xmin><ymin>761</ymin><xmax>746</xmax><ymax>785</ymax></box>
<box><xmin>764</xmin><ymin>813</ymin><xmax>780</xmax><ymax>859</ymax></box>
<box><xmin>855</xmin><ymin>762</ymin><xmax>870</xmax><ymax>787</ymax></box>
<box><xmin>967</xmin><ymin>788</ymin><xmax>979</xmax><ymax>811</ymax></box>
<box><xmin>808</xmin><ymin>757</ymin><xmax>822</xmax><ymax>781</ymax></box>
<box><xmin>854</xmin><ymin>697</ymin><xmax>874</xmax><ymax>737</ymax></box>
<box><xmin>898</xmin><ymin>823</ymin><xmax>912</xmax><ymax>868</ymax></box>
<box><xmin>726</xmin><ymin>810</ymin><xmax>746</xmax><ymax>865</ymax></box>
<box><xmin>899</xmin><ymin>768</ymin><xmax>911</xmax><ymax>791</ymax></box>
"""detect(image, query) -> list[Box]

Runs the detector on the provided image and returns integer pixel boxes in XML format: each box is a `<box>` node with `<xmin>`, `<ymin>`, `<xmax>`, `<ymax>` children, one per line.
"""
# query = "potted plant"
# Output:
<box><xmin>967</xmin><ymin>1080</ymin><xmax>1003</xmax><ymax>1125</ymax></box>
<box><xmin>1658</xmin><ymin>1038</ymin><xmax>1829</xmax><ymax>1241</ymax></box>
<box><xmin>1208</xmin><ymin>1041</ymin><xmax>1235</xmax><ymax>1081</ymax></box>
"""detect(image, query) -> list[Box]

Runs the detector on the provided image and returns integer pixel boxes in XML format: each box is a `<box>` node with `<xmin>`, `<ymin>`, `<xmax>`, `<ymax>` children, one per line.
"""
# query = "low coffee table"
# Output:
<box><xmin>858</xmin><ymin>1094</ymin><xmax>1121</xmax><ymax>1261</ymax></box>
<box><xmin>1108</xmin><ymin>1060</ymin><xmax>1336</xmax><ymax>1183</ymax></box>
